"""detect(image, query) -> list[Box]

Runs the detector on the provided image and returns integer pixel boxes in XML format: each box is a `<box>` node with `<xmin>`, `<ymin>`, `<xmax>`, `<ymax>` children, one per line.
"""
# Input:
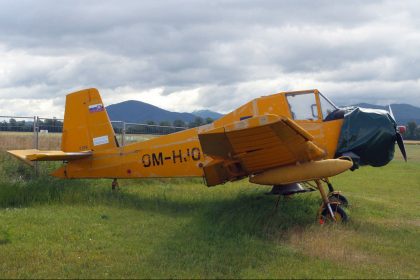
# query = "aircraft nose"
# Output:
<box><xmin>335</xmin><ymin>107</ymin><xmax>405</xmax><ymax>167</ymax></box>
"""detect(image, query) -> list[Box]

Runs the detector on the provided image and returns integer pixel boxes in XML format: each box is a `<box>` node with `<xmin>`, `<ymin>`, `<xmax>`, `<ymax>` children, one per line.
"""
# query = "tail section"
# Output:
<box><xmin>7</xmin><ymin>88</ymin><xmax>116</xmax><ymax>166</ymax></box>
<box><xmin>61</xmin><ymin>88</ymin><xmax>117</xmax><ymax>152</ymax></box>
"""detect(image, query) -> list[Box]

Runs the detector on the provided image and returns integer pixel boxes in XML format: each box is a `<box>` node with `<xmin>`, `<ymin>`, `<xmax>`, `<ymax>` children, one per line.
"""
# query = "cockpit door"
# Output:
<box><xmin>286</xmin><ymin>90</ymin><xmax>343</xmax><ymax>158</ymax></box>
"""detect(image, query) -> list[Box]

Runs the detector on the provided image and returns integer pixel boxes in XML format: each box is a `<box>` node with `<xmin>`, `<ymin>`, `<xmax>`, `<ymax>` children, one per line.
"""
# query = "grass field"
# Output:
<box><xmin>0</xmin><ymin>144</ymin><xmax>419</xmax><ymax>278</ymax></box>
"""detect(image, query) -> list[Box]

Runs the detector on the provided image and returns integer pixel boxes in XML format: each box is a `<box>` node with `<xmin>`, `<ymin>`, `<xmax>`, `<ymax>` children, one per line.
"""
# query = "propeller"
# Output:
<box><xmin>389</xmin><ymin>105</ymin><xmax>407</xmax><ymax>162</ymax></box>
<box><xmin>396</xmin><ymin>132</ymin><xmax>407</xmax><ymax>162</ymax></box>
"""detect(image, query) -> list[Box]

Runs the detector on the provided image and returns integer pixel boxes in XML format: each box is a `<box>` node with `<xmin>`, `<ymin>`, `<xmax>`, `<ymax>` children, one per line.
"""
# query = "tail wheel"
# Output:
<box><xmin>319</xmin><ymin>204</ymin><xmax>348</xmax><ymax>224</ymax></box>
<box><xmin>328</xmin><ymin>193</ymin><xmax>349</xmax><ymax>207</ymax></box>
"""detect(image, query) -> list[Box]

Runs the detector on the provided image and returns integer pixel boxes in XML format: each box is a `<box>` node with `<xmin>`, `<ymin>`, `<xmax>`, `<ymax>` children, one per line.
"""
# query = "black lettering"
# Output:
<box><xmin>172</xmin><ymin>150</ymin><xmax>183</xmax><ymax>163</ymax></box>
<box><xmin>142</xmin><ymin>154</ymin><xmax>151</xmax><ymax>167</ymax></box>
<box><xmin>192</xmin><ymin>147</ymin><xmax>201</xmax><ymax>161</ymax></box>
<box><xmin>152</xmin><ymin>153</ymin><xmax>164</xmax><ymax>166</ymax></box>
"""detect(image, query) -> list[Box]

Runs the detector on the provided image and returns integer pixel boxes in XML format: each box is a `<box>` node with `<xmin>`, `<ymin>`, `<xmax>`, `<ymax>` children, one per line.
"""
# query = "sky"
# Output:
<box><xmin>0</xmin><ymin>0</ymin><xmax>420</xmax><ymax>118</ymax></box>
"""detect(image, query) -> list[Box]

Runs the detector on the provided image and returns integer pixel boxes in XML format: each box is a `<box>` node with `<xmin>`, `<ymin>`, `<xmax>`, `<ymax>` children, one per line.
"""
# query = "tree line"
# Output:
<box><xmin>405</xmin><ymin>121</ymin><xmax>420</xmax><ymax>140</ymax></box>
<box><xmin>0</xmin><ymin>118</ymin><xmax>64</xmax><ymax>132</ymax></box>
<box><xmin>0</xmin><ymin>116</ymin><xmax>214</xmax><ymax>133</ymax></box>
<box><xmin>147</xmin><ymin>117</ymin><xmax>214</xmax><ymax>128</ymax></box>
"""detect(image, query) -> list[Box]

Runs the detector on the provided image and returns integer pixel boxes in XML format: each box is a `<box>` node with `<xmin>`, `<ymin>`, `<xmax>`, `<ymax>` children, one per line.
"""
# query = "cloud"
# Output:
<box><xmin>0</xmin><ymin>0</ymin><xmax>419</xmax><ymax>118</ymax></box>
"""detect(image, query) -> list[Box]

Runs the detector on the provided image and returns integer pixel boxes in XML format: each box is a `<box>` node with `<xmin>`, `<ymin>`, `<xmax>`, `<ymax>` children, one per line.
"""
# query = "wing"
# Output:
<box><xmin>198</xmin><ymin>115</ymin><xmax>326</xmax><ymax>186</ymax></box>
<box><xmin>7</xmin><ymin>149</ymin><xmax>92</xmax><ymax>165</ymax></box>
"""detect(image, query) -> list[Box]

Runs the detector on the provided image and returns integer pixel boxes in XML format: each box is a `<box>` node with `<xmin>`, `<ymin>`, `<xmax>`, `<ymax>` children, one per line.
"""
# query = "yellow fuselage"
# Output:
<box><xmin>53</xmin><ymin>90</ymin><xmax>343</xmax><ymax>180</ymax></box>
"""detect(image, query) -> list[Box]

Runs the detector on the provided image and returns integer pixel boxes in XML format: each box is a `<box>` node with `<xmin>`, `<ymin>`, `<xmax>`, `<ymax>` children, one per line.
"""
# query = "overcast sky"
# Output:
<box><xmin>0</xmin><ymin>0</ymin><xmax>419</xmax><ymax>117</ymax></box>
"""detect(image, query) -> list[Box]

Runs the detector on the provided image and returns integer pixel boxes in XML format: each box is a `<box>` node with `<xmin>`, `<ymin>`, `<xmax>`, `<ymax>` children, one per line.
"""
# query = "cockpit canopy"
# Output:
<box><xmin>286</xmin><ymin>90</ymin><xmax>341</xmax><ymax>121</ymax></box>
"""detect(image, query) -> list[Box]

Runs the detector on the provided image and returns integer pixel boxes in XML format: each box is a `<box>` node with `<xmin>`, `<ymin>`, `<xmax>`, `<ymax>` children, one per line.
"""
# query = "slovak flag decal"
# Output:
<box><xmin>89</xmin><ymin>103</ymin><xmax>104</xmax><ymax>113</ymax></box>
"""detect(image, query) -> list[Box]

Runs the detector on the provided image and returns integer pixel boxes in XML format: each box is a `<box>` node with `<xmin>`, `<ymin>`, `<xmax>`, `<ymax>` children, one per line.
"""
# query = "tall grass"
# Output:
<box><xmin>0</xmin><ymin>131</ymin><xmax>157</xmax><ymax>151</ymax></box>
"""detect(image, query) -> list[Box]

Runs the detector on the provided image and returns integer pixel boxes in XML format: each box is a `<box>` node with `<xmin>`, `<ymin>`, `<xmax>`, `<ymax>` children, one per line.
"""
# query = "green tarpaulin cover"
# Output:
<box><xmin>336</xmin><ymin>107</ymin><xmax>397</xmax><ymax>167</ymax></box>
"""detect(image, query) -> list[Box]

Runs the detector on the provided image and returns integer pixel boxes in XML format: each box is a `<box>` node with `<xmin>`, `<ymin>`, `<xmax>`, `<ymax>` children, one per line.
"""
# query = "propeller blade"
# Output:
<box><xmin>396</xmin><ymin>132</ymin><xmax>407</xmax><ymax>162</ymax></box>
<box><xmin>389</xmin><ymin>105</ymin><xmax>406</xmax><ymax>161</ymax></box>
<box><xmin>388</xmin><ymin>105</ymin><xmax>395</xmax><ymax>120</ymax></box>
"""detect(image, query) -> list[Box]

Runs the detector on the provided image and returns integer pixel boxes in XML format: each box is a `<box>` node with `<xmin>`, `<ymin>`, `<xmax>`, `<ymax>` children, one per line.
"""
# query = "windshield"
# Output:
<box><xmin>286</xmin><ymin>93</ymin><xmax>318</xmax><ymax>120</ymax></box>
<box><xmin>319</xmin><ymin>92</ymin><xmax>338</xmax><ymax>120</ymax></box>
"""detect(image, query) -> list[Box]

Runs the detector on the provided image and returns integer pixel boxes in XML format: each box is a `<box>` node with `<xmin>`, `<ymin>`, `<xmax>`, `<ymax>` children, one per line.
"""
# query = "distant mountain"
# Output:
<box><xmin>354</xmin><ymin>103</ymin><xmax>420</xmax><ymax>125</ymax></box>
<box><xmin>106</xmin><ymin>100</ymin><xmax>197</xmax><ymax>123</ymax></box>
<box><xmin>106</xmin><ymin>100</ymin><xmax>224</xmax><ymax>124</ymax></box>
<box><xmin>192</xmin><ymin>109</ymin><xmax>223</xmax><ymax>120</ymax></box>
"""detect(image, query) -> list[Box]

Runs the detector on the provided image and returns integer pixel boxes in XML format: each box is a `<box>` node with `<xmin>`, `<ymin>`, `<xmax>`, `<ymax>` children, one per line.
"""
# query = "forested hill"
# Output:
<box><xmin>106</xmin><ymin>100</ymin><xmax>202</xmax><ymax>124</ymax></box>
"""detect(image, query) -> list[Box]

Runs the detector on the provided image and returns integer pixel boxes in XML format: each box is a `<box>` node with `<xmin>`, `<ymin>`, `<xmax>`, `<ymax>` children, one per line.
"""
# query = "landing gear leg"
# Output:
<box><xmin>325</xmin><ymin>178</ymin><xmax>334</xmax><ymax>192</ymax></box>
<box><xmin>315</xmin><ymin>179</ymin><xmax>348</xmax><ymax>224</ymax></box>
<box><xmin>112</xmin><ymin>178</ymin><xmax>119</xmax><ymax>191</ymax></box>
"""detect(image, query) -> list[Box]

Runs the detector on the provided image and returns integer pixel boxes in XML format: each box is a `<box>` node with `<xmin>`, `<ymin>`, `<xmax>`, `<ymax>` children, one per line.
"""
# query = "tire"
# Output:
<box><xmin>320</xmin><ymin>204</ymin><xmax>348</xmax><ymax>224</ymax></box>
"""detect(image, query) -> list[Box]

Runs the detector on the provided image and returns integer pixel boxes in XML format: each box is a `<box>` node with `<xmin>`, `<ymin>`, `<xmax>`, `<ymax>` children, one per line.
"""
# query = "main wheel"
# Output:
<box><xmin>319</xmin><ymin>204</ymin><xmax>348</xmax><ymax>224</ymax></box>
<box><xmin>328</xmin><ymin>193</ymin><xmax>349</xmax><ymax>207</ymax></box>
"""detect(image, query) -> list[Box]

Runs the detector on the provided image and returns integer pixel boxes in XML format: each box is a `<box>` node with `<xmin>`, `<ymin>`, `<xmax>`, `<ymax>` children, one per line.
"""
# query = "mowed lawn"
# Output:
<box><xmin>0</xmin><ymin>145</ymin><xmax>419</xmax><ymax>279</ymax></box>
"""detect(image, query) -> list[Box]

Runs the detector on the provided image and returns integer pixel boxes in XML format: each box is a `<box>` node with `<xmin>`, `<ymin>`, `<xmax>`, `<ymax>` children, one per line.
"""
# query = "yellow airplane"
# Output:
<box><xmin>8</xmin><ymin>88</ymin><xmax>407</xmax><ymax>223</ymax></box>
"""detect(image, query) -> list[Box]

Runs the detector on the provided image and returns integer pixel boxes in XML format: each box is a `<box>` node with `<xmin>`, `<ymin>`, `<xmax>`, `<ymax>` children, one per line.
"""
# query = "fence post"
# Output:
<box><xmin>121</xmin><ymin>121</ymin><xmax>126</xmax><ymax>146</ymax></box>
<box><xmin>33</xmin><ymin>116</ymin><xmax>39</xmax><ymax>176</ymax></box>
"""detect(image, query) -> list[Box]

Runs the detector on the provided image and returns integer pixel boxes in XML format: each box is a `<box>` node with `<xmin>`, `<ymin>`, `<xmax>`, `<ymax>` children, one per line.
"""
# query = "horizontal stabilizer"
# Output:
<box><xmin>7</xmin><ymin>149</ymin><xmax>92</xmax><ymax>165</ymax></box>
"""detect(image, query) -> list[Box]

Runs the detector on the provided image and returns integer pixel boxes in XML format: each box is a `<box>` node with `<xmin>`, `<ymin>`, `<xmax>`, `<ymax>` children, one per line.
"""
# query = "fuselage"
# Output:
<box><xmin>53</xmin><ymin>89</ymin><xmax>344</xmax><ymax>179</ymax></box>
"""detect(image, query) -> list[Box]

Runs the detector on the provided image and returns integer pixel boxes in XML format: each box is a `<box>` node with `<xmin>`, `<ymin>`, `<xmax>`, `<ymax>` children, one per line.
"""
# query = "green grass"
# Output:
<box><xmin>0</xmin><ymin>146</ymin><xmax>419</xmax><ymax>279</ymax></box>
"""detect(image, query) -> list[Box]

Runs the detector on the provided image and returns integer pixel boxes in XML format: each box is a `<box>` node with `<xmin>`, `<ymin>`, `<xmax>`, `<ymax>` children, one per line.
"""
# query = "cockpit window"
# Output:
<box><xmin>286</xmin><ymin>93</ymin><xmax>319</xmax><ymax>120</ymax></box>
<box><xmin>319</xmin><ymin>93</ymin><xmax>338</xmax><ymax>120</ymax></box>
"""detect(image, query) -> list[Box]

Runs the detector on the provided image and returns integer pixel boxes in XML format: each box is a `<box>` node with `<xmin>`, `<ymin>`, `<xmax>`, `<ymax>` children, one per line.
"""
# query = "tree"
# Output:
<box><xmin>8</xmin><ymin>118</ymin><xmax>17</xmax><ymax>131</ymax></box>
<box><xmin>406</xmin><ymin>121</ymin><xmax>417</xmax><ymax>139</ymax></box>
<box><xmin>146</xmin><ymin>121</ymin><xmax>156</xmax><ymax>125</ymax></box>
<box><xmin>188</xmin><ymin>117</ymin><xmax>204</xmax><ymax>128</ymax></box>
<box><xmin>173</xmin><ymin>119</ymin><xmax>186</xmax><ymax>127</ymax></box>
<box><xmin>415</xmin><ymin>127</ymin><xmax>420</xmax><ymax>140</ymax></box>
<box><xmin>16</xmin><ymin>120</ymin><xmax>26</xmax><ymax>132</ymax></box>
<box><xmin>0</xmin><ymin>121</ymin><xmax>7</xmax><ymax>131</ymax></box>
<box><xmin>205</xmin><ymin>117</ymin><xmax>214</xmax><ymax>124</ymax></box>
<box><xmin>159</xmin><ymin>121</ymin><xmax>171</xmax><ymax>126</ymax></box>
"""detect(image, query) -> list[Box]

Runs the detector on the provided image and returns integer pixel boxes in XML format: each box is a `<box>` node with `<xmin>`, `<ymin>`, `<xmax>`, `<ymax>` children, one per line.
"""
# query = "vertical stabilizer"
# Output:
<box><xmin>61</xmin><ymin>88</ymin><xmax>117</xmax><ymax>152</ymax></box>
